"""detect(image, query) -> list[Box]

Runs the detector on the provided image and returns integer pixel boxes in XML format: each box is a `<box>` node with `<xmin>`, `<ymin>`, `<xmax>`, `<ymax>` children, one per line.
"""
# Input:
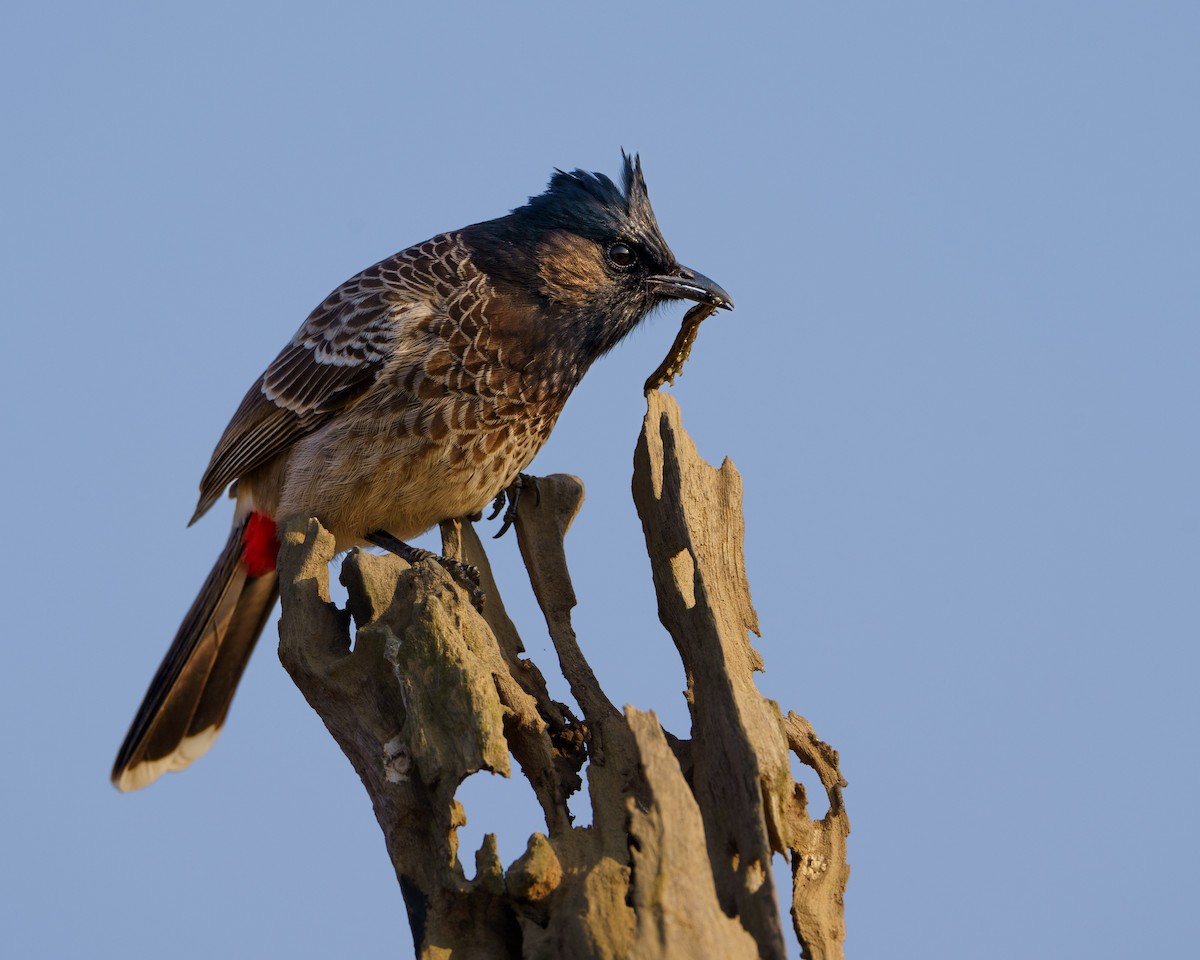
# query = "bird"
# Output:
<box><xmin>111</xmin><ymin>153</ymin><xmax>733</xmax><ymax>793</ymax></box>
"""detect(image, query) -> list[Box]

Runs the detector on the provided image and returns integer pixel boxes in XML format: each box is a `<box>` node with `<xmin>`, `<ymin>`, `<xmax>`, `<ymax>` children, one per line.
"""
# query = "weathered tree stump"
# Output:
<box><xmin>277</xmin><ymin>392</ymin><xmax>849</xmax><ymax>959</ymax></box>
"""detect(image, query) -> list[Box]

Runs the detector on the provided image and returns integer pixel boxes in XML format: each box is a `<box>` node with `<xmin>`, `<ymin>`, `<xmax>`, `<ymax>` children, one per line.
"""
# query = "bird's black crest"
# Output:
<box><xmin>513</xmin><ymin>151</ymin><xmax>662</xmax><ymax>246</ymax></box>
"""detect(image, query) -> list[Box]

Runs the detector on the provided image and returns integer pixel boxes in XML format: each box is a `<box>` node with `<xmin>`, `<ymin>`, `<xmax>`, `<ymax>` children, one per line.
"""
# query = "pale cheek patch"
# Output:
<box><xmin>537</xmin><ymin>231</ymin><xmax>608</xmax><ymax>307</ymax></box>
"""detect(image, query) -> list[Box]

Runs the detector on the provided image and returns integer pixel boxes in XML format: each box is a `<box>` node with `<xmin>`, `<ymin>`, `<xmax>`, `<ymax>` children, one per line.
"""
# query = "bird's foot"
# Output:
<box><xmin>488</xmin><ymin>474</ymin><xmax>540</xmax><ymax>539</ymax></box>
<box><xmin>366</xmin><ymin>530</ymin><xmax>485</xmax><ymax>611</ymax></box>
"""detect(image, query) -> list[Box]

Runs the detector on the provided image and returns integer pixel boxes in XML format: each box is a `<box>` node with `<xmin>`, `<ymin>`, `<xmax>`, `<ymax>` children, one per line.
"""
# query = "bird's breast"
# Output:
<box><xmin>274</xmin><ymin>392</ymin><xmax>565</xmax><ymax>548</ymax></box>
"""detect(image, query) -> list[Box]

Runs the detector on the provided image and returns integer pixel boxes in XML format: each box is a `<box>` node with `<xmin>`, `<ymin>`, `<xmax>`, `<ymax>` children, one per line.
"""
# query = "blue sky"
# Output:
<box><xmin>2</xmin><ymin>3</ymin><xmax>1198</xmax><ymax>957</ymax></box>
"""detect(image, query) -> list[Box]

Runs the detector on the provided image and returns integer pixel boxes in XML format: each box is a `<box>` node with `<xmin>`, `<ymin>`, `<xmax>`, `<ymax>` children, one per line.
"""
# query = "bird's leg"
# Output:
<box><xmin>492</xmin><ymin>473</ymin><xmax>540</xmax><ymax>540</ymax></box>
<box><xmin>366</xmin><ymin>529</ymin><xmax>485</xmax><ymax>610</ymax></box>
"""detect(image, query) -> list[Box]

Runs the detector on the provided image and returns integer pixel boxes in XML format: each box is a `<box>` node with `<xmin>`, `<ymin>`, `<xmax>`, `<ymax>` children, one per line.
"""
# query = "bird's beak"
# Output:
<box><xmin>646</xmin><ymin>265</ymin><xmax>734</xmax><ymax>311</ymax></box>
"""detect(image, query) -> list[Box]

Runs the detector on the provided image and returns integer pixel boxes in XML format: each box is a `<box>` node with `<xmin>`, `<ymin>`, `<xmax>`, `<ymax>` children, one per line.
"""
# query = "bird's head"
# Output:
<box><xmin>463</xmin><ymin>153</ymin><xmax>731</xmax><ymax>362</ymax></box>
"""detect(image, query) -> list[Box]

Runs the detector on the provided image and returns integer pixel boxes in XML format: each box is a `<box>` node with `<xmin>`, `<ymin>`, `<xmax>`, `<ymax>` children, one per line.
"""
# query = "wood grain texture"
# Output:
<box><xmin>275</xmin><ymin>395</ymin><xmax>848</xmax><ymax>959</ymax></box>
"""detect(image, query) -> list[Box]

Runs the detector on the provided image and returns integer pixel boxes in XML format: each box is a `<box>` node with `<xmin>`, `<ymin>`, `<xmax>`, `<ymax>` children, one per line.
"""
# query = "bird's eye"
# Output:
<box><xmin>606</xmin><ymin>242</ymin><xmax>637</xmax><ymax>269</ymax></box>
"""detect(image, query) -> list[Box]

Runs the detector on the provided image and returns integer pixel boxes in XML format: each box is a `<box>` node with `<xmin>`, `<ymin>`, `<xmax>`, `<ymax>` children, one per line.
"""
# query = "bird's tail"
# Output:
<box><xmin>111</xmin><ymin>513</ymin><xmax>280</xmax><ymax>792</ymax></box>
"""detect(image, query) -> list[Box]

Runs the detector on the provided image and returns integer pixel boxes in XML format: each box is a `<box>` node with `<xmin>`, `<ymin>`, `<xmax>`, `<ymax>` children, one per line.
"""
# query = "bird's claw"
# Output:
<box><xmin>435</xmin><ymin>556</ymin><xmax>486</xmax><ymax>612</ymax></box>
<box><xmin>366</xmin><ymin>529</ymin><xmax>486</xmax><ymax>611</ymax></box>
<box><xmin>492</xmin><ymin>474</ymin><xmax>539</xmax><ymax>539</ymax></box>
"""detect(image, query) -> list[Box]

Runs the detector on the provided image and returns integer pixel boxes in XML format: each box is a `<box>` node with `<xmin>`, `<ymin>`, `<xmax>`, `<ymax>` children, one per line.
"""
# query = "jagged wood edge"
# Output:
<box><xmin>273</xmin><ymin>395</ymin><xmax>848</xmax><ymax>959</ymax></box>
<box><xmin>632</xmin><ymin>391</ymin><xmax>849</xmax><ymax>960</ymax></box>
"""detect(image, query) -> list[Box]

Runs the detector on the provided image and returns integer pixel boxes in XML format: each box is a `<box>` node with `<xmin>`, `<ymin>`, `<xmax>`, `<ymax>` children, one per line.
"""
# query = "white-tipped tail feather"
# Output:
<box><xmin>112</xmin><ymin>519</ymin><xmax>279</xmax><ymax>792</ymax></box>
<box><xmin>113</xmin><ymin>726</ymin><xmax>223</xmax><ymax>793</ymax></box>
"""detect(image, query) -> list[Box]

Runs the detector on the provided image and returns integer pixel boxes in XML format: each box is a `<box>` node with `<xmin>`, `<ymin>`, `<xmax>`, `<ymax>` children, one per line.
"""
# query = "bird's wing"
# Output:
<box><xmin>189</xmin><ymin>248</ymin><xmax>444</xmax><ymax>524</ymax></box>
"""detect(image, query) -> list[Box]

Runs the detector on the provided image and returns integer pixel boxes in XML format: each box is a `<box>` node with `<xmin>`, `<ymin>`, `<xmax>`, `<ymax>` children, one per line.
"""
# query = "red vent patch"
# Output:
<box><xmin>240</xmin><ymin>513</ymin><xmax>279</xmax><ymax>577</ymax></box>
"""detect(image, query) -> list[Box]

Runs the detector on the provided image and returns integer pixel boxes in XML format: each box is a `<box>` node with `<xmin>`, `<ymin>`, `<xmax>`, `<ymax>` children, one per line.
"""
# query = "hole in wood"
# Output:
<box><xmin>789</xmin><ymin>750</ymin><xmax>830</xmax><ymax>820</ymax></box>
<box><xmin>566</xmin><ymin>759</ymin><xmax>594</xmax><ymax>828</ymax></box>
<box><xmin>454</xmin><ymin>768</ymin><xmax>547</xmax><ymax>879</ymax></box>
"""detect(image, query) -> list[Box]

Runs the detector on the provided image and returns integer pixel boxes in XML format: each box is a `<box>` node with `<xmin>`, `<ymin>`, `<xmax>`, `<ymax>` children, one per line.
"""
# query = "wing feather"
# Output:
<box><xmin>189</xmin><ymin>250</ymin><xmax>442</xmax><ymax>524</ymax></box>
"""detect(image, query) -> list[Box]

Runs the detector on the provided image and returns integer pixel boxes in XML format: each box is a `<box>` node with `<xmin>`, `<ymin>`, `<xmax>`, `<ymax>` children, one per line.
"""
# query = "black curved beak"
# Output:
<box><xmin>646</xmin><ymin>265</ymin><xmax>734</xmax><ymax>311</ymax></box>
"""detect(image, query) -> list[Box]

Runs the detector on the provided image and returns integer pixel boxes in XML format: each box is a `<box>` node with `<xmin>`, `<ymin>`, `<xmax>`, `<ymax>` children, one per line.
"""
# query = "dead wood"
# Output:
<box><xmin>277</xmin><ymin>392</ymin><xmax>849</xmax><ymax>959</ymax></box>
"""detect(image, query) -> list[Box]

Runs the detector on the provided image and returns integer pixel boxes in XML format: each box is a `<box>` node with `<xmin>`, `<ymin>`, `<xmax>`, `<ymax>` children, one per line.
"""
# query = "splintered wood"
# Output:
<box><xmin>276</xmin><ymin>392</ymin><xmax>849</xmax><ymax>960</ymax></box>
